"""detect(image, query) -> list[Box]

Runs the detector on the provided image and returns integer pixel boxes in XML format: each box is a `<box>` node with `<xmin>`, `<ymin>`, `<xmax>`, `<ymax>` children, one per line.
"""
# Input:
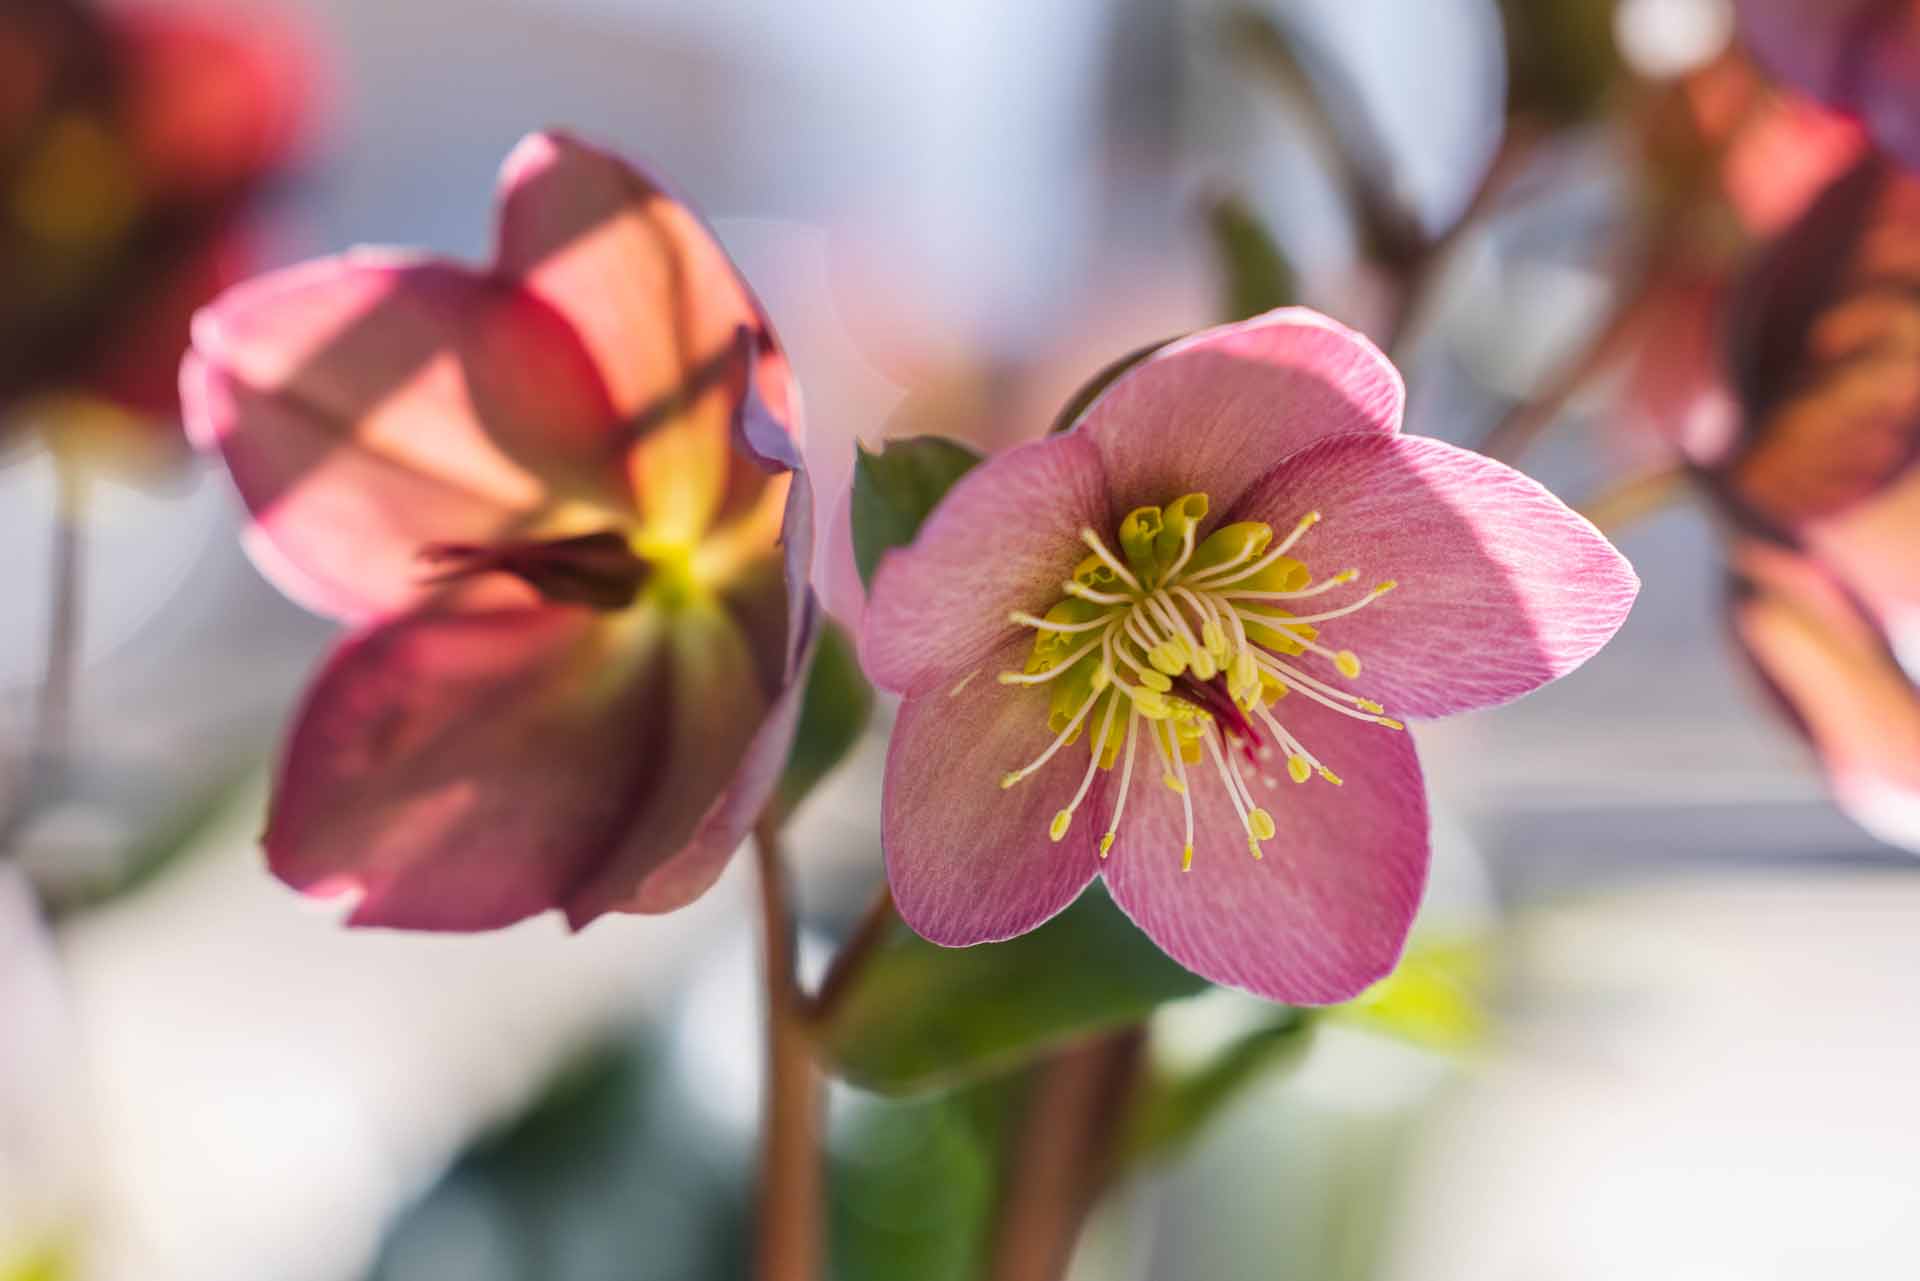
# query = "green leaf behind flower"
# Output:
<box><xmin>775</xmin><ymin>620</ymin><xmax>874</xmax><ymax>821</ymax></box>
<box><xmin>819</xmin><ymin>884</ymin><xmax>1210</xmax><ymax>1095</ymax></box>
<box><xmin>1120</xmin><ymin>1008</ymin><xmax>1314</xmax><ymax>1168</ymax></box>
<box><xmin>1046</xmin><ymin>338</ymin><xmax>1179</xmax><ymax>436</ymax></box>
<box><xmin>1206</xmin><ymin>195</ymin><xmax>1298</xmax><ymax>323</ymax></box>
<box><xmin>849</xmin><ymin>436</ymin><xmax>984</xmax><ymax>589</ymax></box>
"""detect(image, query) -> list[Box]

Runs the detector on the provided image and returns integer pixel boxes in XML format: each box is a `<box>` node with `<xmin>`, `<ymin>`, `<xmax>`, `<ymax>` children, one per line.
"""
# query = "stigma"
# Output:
<box><xmin>997</xmin><ymin>494</ymin><xmax>1401</xmax><ymax>871</ymax></box>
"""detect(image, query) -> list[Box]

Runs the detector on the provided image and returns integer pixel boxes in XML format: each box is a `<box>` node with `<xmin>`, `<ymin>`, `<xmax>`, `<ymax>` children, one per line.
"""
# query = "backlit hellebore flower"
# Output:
<box><xmin>0</xmin><ymin>0</ymin><xmax>307</xmax><ymax>449</ymax></box>
<box><xmin>862</xmin><ymin>310</ymin><xmax>1638</xmax><ymax>1003</ymax></box>
<box><xmin>182</xmin><ymin>132</ymin><xmax>814</xmax><ymax>929</ymax></box>
<box><xmin>1734</xmin><ymin>0</ymin><xmax>1920</xmax><ymax>169</ymax></box>
<box><xmin>1714</xmin><ymin>156</ymin><xmax>1920</xmax><ymax>661</ymax></box>
<box><xmin>1729</xmin><ymin>540</ymin><xmax>1920</xmax><ymax>848</ymax></box>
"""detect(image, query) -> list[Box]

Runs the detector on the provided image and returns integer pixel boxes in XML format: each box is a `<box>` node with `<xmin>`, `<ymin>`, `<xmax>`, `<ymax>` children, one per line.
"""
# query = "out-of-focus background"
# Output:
<box><xmin>4</xmin><ymin>0</ymin><xmax>1918</xmax><ymax>1277</ymax></box>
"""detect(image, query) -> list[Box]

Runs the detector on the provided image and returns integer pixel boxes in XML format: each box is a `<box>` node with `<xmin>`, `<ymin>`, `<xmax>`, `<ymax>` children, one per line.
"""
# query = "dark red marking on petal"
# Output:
<box><xmin>420</xmin><ymin>529</ymin><xmax>649</xmax><ymax>611</ymax></box>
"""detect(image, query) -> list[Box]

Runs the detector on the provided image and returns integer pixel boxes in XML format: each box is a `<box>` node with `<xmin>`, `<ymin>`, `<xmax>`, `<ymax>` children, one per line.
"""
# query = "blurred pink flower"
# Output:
<box><xmin>1729</xmin><ymin>539</ymin><xmax>1920</xmax><ymax>849</ymax></box>
<box><xmin>1734</xmin><ymin>0</ymin><xmax>1920</xmax><ymax>169</ymax></box>
<box><xmin>0</xmin><ymin>0</ymin><xmax>309</xmax><ymax>443</ymax></box>
<box><xmin>860</xmin><ymin>309</ymin><xmax>1637</xmax><ymax>1003</ymax></box>
<box><xmin>1714</xmin><ymin>155</ymin><xmax>1920</xmax><ymax>658</ymax></box>
<box><xmin>183</xmin><ymin>132</ymin><xmax>816</xmax><ymax>930</ymax></box>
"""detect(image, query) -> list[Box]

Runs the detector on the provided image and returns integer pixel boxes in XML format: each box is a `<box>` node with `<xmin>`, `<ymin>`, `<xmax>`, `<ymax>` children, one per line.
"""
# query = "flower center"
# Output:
<box><xmin>997</xmin><ymin>492</ymin><xmax>1402</xmax><ymax>871</ymax></box>
<box><xmin>420</xmin><ymin>530</ymin><xmax>651</xmax><ymax>610</ymax></box>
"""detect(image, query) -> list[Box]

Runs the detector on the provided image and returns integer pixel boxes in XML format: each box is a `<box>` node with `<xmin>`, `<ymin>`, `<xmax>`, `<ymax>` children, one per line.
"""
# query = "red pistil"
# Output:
<box><xmin>1170</xmin><ymin>672</ymin><xmax>1265</xmax><ymax>767</ymax></box>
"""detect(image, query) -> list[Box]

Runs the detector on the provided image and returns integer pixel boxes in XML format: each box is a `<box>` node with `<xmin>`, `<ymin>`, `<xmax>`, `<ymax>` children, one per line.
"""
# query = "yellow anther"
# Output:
<box><xmin>1202</xmin><ymin>619</ymin><xmax>1228</xmax><ymax>657</ymax></box>
<box><xmin>1295</xmin><ymin>511</ymin><xmax>1321</xmax><ymax>533</ymax></box>
<box><xmin>1249</xmin><ymin>808</ymin><xmax>1276</xmax><ymax>840</ymax></box>
<box><xmin>1099</xmin><ymin>832</ymin><xmax>1115</xmax><ymax>858</ymax></box>
<box><xmin>1181</xmin><ymin>844</ymin><xmax>1194</xmax><ymax>872</ymax></box>
<box><xmin>1286</xmin><ymin>755</ymin><xmax>1311</xmax><ymax>784</ymax></box>
<box><xmin>1318</xmin><ymin>767</ymin><xmax>1344</xmax><ymax>786</ymax></box>
<box><xmin>1373</xmin><ymin>580</ymin><xmax>1398</xmax><ymax>595</ymax></box>
<box><xmin>1162</xmin><ymin>772</ymin><xmax>1186</xmax><ymax>795</ymax></box>
<box><xmin>1356</xmin><ymin>698</ymin><xmax>1385</xmax><ymax>714</ymax></box>
<box><xmin>1332</xmin><ymin>569</ymin><xmax>1359</xmax><ymax>585</ymax></box>
<box><xmin>1132</xmin><ymin>690</ymin><xmax>1171</xmax><ymax>719</ymax></box>
<box><xmin>1229</xmin><ymin>652</ymin><xmax>1258</xmax><ymax>694</ymax></box>
<box><xmin>1334</xmin><ymin>650</ymin><xmax>1362</xmax><ymax>679</ymax></box>
<box><xmin>1188</xmin><ymin>649</ymin><xmax>1218</xmax><ymax>681</ymax></box>
<box><xmin>996</xmin><ymin>672</ymin><xmax>1024</xmax><ymax>685</ymax></box>
<box><xmin>1049</xmin><ymin>809</ymin><xmax>1073</xmax><ymax>842</ymax></box>
<box><xmin>1247</xmin><ymin>836</ymin><xmax>1264</xmax><ymax>860</ymax></box>
<box><xmin>1377</xmin><ymin>716</ymin><xmax>1405</xmax><ymax>731</ymax></box>
<box><xmin>1139</xmin><ymin>670</ymin><xmax>1172</xmax><ymax>692</ymax></box>
<box><xmin>1000</xmin><ymin>772</ymin><xmax>1023</xmax><ymax>790</ymax></box>
<box><xmin>1090</xmin><ymin>665</ymin><xmax>1111</xmax><ymax>692</ymax></box>
<box><xmin>1149</xmin><ymin>643</ymin><xmax>1185</xmax><ymax>676</ymax></box>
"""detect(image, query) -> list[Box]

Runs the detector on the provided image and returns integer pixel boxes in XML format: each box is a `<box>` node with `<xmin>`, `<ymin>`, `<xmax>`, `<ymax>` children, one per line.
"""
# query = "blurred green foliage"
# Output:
<box><xmin>848</xmin><ymin>436</ymin><xmax>983</xmax><ymax>588</ymax></box>
<box><xmin>775</xmin><ymin>620</ymin><xmax>873</xmax><ymax>823</ymax></box>
<box><xmin>1497</xmin><ymin>0</ymin><xmax>1621</xmax><ymax>126</ymax></box>
<box><xmin>1121</xmin><ymin>1008</ymin><xmax>1314</xmax><ymax>1168</ymax></box>
<box><xmin>1205</xmin><ymin>195</ymin><xmax>1299</xmax><ymax>323</ymax></box>
<box><xmin>819</xmin><ymin>885</ymin><xmax>1209</xmax><ymax>1095</ymax></box>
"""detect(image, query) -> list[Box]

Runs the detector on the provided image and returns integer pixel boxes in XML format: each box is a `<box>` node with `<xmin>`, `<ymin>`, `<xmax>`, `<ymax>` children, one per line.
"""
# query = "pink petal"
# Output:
<box><xmin>1730</xmin><ymin>540</ymin><xmax>1920</xmax><ymax>850</ymax></box>
<box><xmin>186</xmin><ymin>254</ymin><xmax>624</xmax><ymax>620</ymax></box>
<box><xmin>862</xmin><ymin>430</ymin><xmax>1109</xmax><ymax>697</ymax></box>
<box><xmin>494</xmin><ymin>133</ymin><xmax>802</xmax><ymax>541</ymax></box>
<box><xmin>1735</xmin><ymin>0</ymin><xmax>1881</xmax><ymax>106</ymax></box>
<box><xmin>1074</xmin><ymin>308</ymin><xmax>1403</xmax><ymax>518</ymax></box>
<box><xmin>267</xmin><ymin>606</ymin><xmax>665</xmax><ymax>930</ymax></box>
<box><xmin>1100</xmin><ymin>694</ymin><xmax>1428</xmax><ymax>1004</ymax></box>
<box><xmin>563</xmin><ymin>592</ymin><xmax>810</xmax><ymax>924</ymax></box>
<box><xmin>882</xmin><ymin>636</ymin><xmax>1103</xmax><ymax>945</ymax></box>
<box><xmin>1227</xmin><ymin>432</ymin><xmax>1639</xmax><ymax>718</ymax></box>
<box><xmin>1801</xmin><ymin>464</ymin><xmax>1920</xmax><ymax>681</ymax></box>
<box><xmin>269</xmin><ymin>592</ymin><xmax>805</xmax><ymax>930</ymax></box>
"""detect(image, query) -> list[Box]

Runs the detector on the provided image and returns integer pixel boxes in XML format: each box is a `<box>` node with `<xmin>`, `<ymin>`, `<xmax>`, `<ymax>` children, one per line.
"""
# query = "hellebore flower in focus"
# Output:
<box><xmin>861</xmin><ymin>310</ymin><xmax>1638</xmax><ymax>1004</ymax></box>
<box><xmin>1734</xmin><ymin>0</ymin><xmax>1920</xmax><ymax>169</ymax></box>
<box><xmin>181</xmin><ymin>132</ymin><xmax>815</xmax><ymax>929</ymax></box>
<box><xmin>0</xmin><ymin>0</ymin><xmax>307</xmax><ymax>450</ymax></box>
<box><xmin>1729</xmin><ymin>539</ymin><xmax>1920</xmax><ymax>848</ymax></box>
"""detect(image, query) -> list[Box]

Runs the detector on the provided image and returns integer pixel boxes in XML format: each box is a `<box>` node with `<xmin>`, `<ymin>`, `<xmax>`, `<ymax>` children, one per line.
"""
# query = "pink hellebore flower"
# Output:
<box><xmin>861</xmin><ymin>310</ymin><xmax>1638</xmax><ymax>1004</ymax></box>
<box><xmin>1730</xmin><ymin>539</ymin><xmax>1920</xmax><ymax>849</ymax></box>
<box><xmin>1734</xmin><ymin>0</ymin><xmax>1920</xmax><ymax>169</ymax></box>
<box><xmin>181</xmin><ymin>132</ymin><xmax>814</xmax><ymax>930</ymax></box>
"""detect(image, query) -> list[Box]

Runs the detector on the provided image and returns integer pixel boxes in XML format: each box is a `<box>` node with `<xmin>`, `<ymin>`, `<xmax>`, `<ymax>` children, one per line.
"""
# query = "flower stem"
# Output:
<box><xmin>750</xmin><ymin>817</ymin><xmax>822</xmax><ymax>1281</ymax></box>
<box><xmin>803</xmin><ymin>886</ymin><xmax>896</xmax><ymax>1027</ymax></box>
<box><xmin>3</xmin><ymin>461</ymin><xmax>87</xmax><ymax>855</ymax></box>
<box><xmin>1576</xmin><ymin>464</ymin><xmax>1689</xmax><ymax>537</ymax></box>
<box><xmin>988</xmin><ymin>1028</ymin><xmax>1147</xmax><ymax>1281</ymax></box>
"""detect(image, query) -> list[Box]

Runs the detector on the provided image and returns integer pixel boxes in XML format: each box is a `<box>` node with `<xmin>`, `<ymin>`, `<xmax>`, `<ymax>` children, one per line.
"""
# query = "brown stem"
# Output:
<box><xmin>1576</xmin><ymin>464</ymin><xmax>1690</xmax><ymax>536</ymax></box>
<box><xmin>803</xmin><ymin>886</ymin><xmax>896</xmax><ymax>1026</ymax></box>
<box><xmin>751</xmin><ymin>819</ymin><xmax>822</xmax><ymax>1281</ymax></box>
<box><xmin>1475</xmin><ymin>269</ymin><xmax>1665</xmax><ymax>465</ymax></box>
<box><xmin>3</xmin><ymin>463</ymin><xmax>87</xmax><ymax>855</ymax></box>
<box><xmin>988</xmin><ymin>1029</ymin><xmax>1147</xmax><ymax>1281</ymax></box>
<box><xmin>1385</xmin><ymin>124</ymin><xmax>1544</xmax><ymax>360</ymax></box>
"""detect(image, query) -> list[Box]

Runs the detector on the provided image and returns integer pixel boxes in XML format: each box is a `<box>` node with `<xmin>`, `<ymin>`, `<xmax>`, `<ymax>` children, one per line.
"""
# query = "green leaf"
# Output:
<box><xmin>1206</xmin><ymin>195</ymin><xmax>1298</xmax><ymax>323</ymax></box>
<box><xmin>1497</xmin><ymin>0</ymin><xmax>1620</xmax><ymax>127</ymax></box>
<box><xmin>1120</xmin><ymin>1009</ymin><xmax>1315</xmax><ymax>1168</ymax></box>
<box><xmin>830</xmin><ymin>1079</ymin><xmax>1018</xmax><ymax>1281</ymax></box>
<box><xmin>775</xmin><ymin>620</ymin><xmax>873</xmax><ymax>821</ymax></box>
<box><xmin>849</xmin><ymin>436</ymin><xmax>983</xmax><ymax>589</ymax></box>
<box><xmin>1046</xmin><ymin>338</ymin><xmax>1179</xmax><ymax>435</ymax></box>
<box><xmin>1337</xmin><ymin>937</ymin><xmax>1489</xmax><ymax>1051</ymax></box>
<box><xmin>819</xmin><ymin>884</ymin><xmax>1210</xmax><ymax>1095</ymax></box>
